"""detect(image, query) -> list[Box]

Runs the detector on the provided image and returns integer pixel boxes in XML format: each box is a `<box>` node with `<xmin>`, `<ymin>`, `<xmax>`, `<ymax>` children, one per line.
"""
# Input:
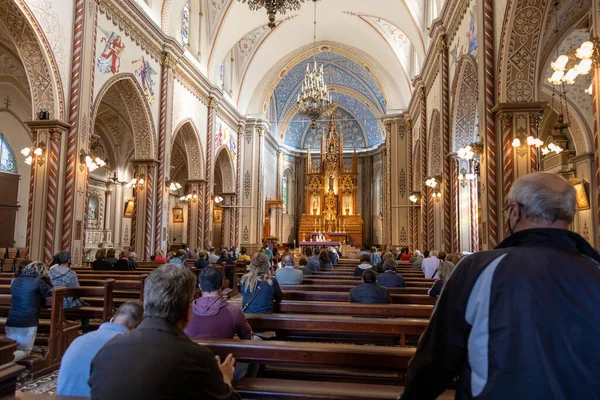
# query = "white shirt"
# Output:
<box><xmin>422</xmin><ymin>256</ymin><xmax>440</xmax><ymax>279</ymax></box>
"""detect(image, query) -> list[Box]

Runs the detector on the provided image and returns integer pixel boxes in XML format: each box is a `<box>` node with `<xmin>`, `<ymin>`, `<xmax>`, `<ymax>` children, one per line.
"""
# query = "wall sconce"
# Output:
<box><xmin>458</xmin><ymin>168</ymin><xmax>476</xmax><ymax>187</ymax></box>
<box><xmin>126</xmin><ymin>174</ymin><xmax>145</xmax><ymax>189</ymax></box>
<box><xmin>169</xmin><ymin>181</ymin><xmax>182</xmax><ymax>192</ymax></box>
<box><xmin>21</xmin><ymin>142</ymin><xmax>46</xmax><ymax>166</ymax></box>
<box><xmin>180</xmin><ymin>191</ymin><xmax>198</xmax><ymax>203</ymax></box>
<box><xmin>409</xmin><ymin>192</ymin><xmax>420</xmax><ymax>204</ymax></box>
<box><xmin>214</xmin><ymin>195</ymin><xmax>224</xmax><ymax>205</ymax></box>
<box><xmin>425</xmin><ymin>176</ymin><xmax>441</xmax><ymax>189</ymax></box>
<box><xmin>431</xmin><ymin>191</ymin><xmax>442</xmax><ymax>202</ymax></box>
<box><xmin>79</xmin><ymin>150</ymin><xmax>106</xmax><ymax>172</ymax></box>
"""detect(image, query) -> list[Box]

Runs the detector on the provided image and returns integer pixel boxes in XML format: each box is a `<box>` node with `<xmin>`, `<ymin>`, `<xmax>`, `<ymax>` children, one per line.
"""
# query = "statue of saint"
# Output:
<box><xmin>329</xmin><ymin>174</ymin><xmax>334</xmax><ymax>191</ymax></box>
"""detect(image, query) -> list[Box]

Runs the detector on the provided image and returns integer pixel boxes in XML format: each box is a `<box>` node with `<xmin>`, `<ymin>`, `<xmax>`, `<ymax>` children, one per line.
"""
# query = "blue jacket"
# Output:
<box><xmin>401</xmin><ymin>229</ymin><xmax>600</xmax><ymax>399</ymax></box>
<box><xmin>241</xmin><ymin>279</ymin><xmax>283</xmax><ymax>314</ymax></box>
<box><xmin>306</xmin><ymin>257</ymin><xmax>320</xmax><ymax>272</ymax></box>
<box><xmin>57</xmin><ymin>322</ymin><xmax>129</xmax><ymax>397</ymax></box>
<box><xmin>377</xmin><ymin>271</ymin><xmax>406</xmax><ymax>288</ymax></box>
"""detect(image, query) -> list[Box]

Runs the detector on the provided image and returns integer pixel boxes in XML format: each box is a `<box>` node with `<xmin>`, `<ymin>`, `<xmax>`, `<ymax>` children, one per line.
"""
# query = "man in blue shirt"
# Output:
<box><xmin>305</xmin><ymin>248</ymin><xmax>320</xmax><ymax>272</ymax></box>
<box><xmin>57</xmin><ymin>300</ymin><xmax>143</xmax><ymax>397</ymax></box>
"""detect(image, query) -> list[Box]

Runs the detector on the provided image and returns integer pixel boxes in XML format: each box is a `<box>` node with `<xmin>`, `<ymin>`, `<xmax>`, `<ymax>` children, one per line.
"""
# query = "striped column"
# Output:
<box><xmin>256</xmin><ymin>128</ymin><xmax>265</xmax><ymax>243</ymax></box>
<box><xmin>470</xmin><ymin>162</ymin><xmax>480</xmax><ymax>252</ymax></box>
<box><xmin>385</xmin><ymin>124</ymin><xmax>393</xmax><ymax>246</ymax></box>
<box><xmin>144</xmin><ymin>165</ymin><xmax>155</xmax><ymax>261</ymax></box>
<box><xmin>407</xmin><ymin>119</ymin><xmax>415</xmax><ymax>251</ymax></box>
<box><xmin>235</xmin><ymin>127</ymin><xmax>243</xmax><ymax>247</ymax></box>
<box><xmin>419</xmin><ymin>88</ymin><xmax>429</xmax><ymax>250</ymax></box>
<box><xmin>197</xmin><ymin>181</ymin><xmax>206</xmax><ymax>250</ymax></box>
<box><xmin>204</xmin><ymin>98</ymin><xmax>217</xmax><ymax>247</ymax></box>
<box><xmin>130</xmin><ymin>167</ymin><xmax>139</xmax><ymax>250</ymax></box>
<box><xmin>25</xmin><ymin>149</ymin><xmax>36</xmax><ymax>258</ymax></box>
<box><xmin>439</xmin><ymin>35</ymin><xmax>451</xmax><ymax>252</ymax></box>
<box><xmin>452</xmin><ymin>159</ymin><xmax>460</xmax><ymax>253</ymax></box>
<box><xmin>593</xmin><ymin>67</ymin><xmax>600</xmax><ymax>246</ymax></box>
<box><xmin>43</xmin><ymin>130</ymin><xmax>61</xmax><ymax>264</ymax></box>
<box><xmin>482</xmin><ymin>0</ymin><xmax>498</xmax><ymax>248</ymax></box>
<box><xmin>501</xmin><ymin>113</ymin><xmax>514</xmax><ymax>239</ymax></box>
<box><xmin>529</xmin><ymin>113</ymin><xmax>540</xmax><ymax>172</ymax></box>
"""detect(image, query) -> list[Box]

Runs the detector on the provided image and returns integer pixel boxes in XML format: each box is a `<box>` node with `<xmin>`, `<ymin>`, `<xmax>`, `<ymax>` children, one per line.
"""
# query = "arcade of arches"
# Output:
<box><xmin>1</xmin><ymin>0</ymin><xmax>600</xmax><ymax>264</ymax></box>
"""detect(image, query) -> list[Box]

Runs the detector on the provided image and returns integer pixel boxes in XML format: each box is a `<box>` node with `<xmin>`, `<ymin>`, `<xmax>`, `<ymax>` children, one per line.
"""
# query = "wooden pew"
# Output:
<box><xmin>278</xmin><ymin>284</ymin><xmax>428</xmax><ymax>295</ymax></box>
<box><xmin>245</xmin><ymin>313</ymin><xmax>428</xmax><ymax>346</ymax></box>
<box><xmin>281</xmin><ymin>290</ymin><xmax>438</xmax><ymax>305</ymax></box>
<box><xmin>0</xmin><ymin>363</ymin><xmax>26</xmax><ymax>398</ymax></box>
<box><xmin>301</xmin><ymin>278</ymin><xmax>434</xmax><ymax>288</ymax></box>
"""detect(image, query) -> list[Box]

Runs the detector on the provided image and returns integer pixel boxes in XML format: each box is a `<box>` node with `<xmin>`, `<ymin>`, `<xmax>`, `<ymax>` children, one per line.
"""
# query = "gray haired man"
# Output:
<box><xmin>275</xmin><ymin>254</ymin><xmax>304</xmax><ymax>285</ymax></box>
<box><xmin>89</xmin><ymin>264</ymin><xmax>241</xmax><ymax>400</ymax></box>
<box><xmin>401</xmin><ymin>172</ymin><xmax>600</xmax><ymax>399</ymax></box>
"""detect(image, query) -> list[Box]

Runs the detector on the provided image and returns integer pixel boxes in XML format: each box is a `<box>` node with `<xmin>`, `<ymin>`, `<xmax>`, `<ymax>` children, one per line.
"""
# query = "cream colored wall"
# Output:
<box><xmin>172</xmin><ymin>78</ymin><xmax>208</xmax><ymax>153</ymax></box>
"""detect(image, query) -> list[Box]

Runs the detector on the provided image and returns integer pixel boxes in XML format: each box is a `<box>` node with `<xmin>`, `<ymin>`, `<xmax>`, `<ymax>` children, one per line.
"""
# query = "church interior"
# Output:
<box><xmin>0</xmin><ymin>0</ymin><xmax>598</xmax><ymax>397</ymax></box>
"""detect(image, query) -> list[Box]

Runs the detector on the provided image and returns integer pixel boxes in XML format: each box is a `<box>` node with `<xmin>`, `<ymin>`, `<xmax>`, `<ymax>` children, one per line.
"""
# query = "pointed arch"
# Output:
<box><xmin>92</xmin><ymin>74</ymin><xmax>156</xmax><ymax>160</ymax></box>
<box><xmin>172</xmin><ymin>119</ymin><xmax>205</xmax><ymax>180</ymax></box>
<box><xmin>452</xmin><ymin>55</ymin><xmax>479</xmax><ymax>151</ymax></box>
<box><xmin>214</xmin><ymin>146</ymin><xmax>235</xmax><ymax>193</ymax></box>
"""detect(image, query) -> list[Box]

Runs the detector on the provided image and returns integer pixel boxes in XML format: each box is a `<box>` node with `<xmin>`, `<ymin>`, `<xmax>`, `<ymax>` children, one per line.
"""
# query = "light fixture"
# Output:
<box><xmin>409</xmin><ymin>192</ymin><xmax>420</xmax><ymax>204</ymax></box>
<box><xmin>237</xmin><ymin>0</ymin><xmax>310</xmax><ymax>29</ymax></box>
<box><xmin>548</xmin><ymin>37</ymin><xmax>599</xmax><ymax>88</ymax></box>
<box><xmin>21</xmin><ymin>142</ymin><xmax>46</xmax><ymax>166</ymax></box>
<box><xmin>511</xmin><ymin>138</ymin><xmax>521</xmax><ymax>148</ymax></box>
<box><xmin>425</xmin><ymin>177</ymin><xmax>440</xmax><ymax>188</ymax></box>
<box><xmin>214</xmin><ymin>195</ymin><xmax>224</xmax><ymax>205</ymax></box>
<box><xmin>80</xmin><ymin>150</ymin><xmax>107</xmax><ymax>172</ymax></box>
<box><xmin>585</xmin><ymin>83</ymin><xmax>593</xmax><ymax>95</ymax></box>
<box><xmin>458</xmin><ymin>168</ymin><xmax>476</xmax><ymax>188</ymax></box>
<box><xmin>126</xmin><ymin>174</ymin><xmax>145</xmax><ymax>189</ymax></box>
<box><xmin>431</xmin><ymin>191</ymin><xmax>442</xmax><ymax>202</ymax></box>
<box><xmin>295</xmin><ymin>0</ymin><xmax>334</xmax><ymax>129</ymax></box>
<box><xmin>169</xmin><ymin>181</ymin><xmax>182</xmax><ymax>192</ymax></box>
<box><xmin>181</xmin><ymin>190</ymin><xmax>198</xmax><ymax>203</ymax></box>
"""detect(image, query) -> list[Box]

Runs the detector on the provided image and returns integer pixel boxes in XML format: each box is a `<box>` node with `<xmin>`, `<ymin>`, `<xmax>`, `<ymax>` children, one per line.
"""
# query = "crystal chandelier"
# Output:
<box><xmin>296</xmin><ymin>0</ymin><xmax>334</xmax><ymax>129</ymax></box>
<box><xmin>238</xmin><ymin>0</ymin><xmax>309</xmax><ymax>29</ymax></box>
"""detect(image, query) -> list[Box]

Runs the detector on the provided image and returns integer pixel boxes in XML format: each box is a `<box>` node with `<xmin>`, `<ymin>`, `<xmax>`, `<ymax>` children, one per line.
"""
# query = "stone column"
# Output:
<box><xmin>384</xmin><ymin>123</ymin><xmax>393</xmax><ymax>247</ymax></box>
<box><xmin>24</xmin><ymin>120</ymin><xmax>69</xmax><ymax>263</ymax></box>
<box><xmin>155</xmin><ymin>51</ymin><xmax>177</xmax><ymax>253</ymax></box>
<box><xmin>222</xmin><ymin>193</ymin><xmax>237</xmax><ymax>249</ymax></box>
<box><xmin>131</xmin><ymin>161</ymin><xmax>158</xmax><ymax>260</ymax></box>
<box><xmin>104</xmin><ymin>189</ymin><xmax>112</xmax><ymax>231</ymax></box>
<box><xmin>275</xmin><ymin>150</ymin><xmax>283</xmax><ymax>240</ymax></box>
<box><xmin>185</xmin><ymin>180</ymin><xmax>204</xmax><ymax>251</ymax></box>
<box><xmin>439</xmin><ymin>34</ymin><xmax>452</xmax><ymax>252</ymax></box>
<box><xmin>204</xmin><ymin>96</ymin><xmax>219</xmax><ymax>248</ymax></box>
<box><xmin>418</xmin><ymin>87</ymin><xmax>430</xmax><ymax>251</ymax></box>
<box><xmin>113</xmin><ymin>183</ymin><xmax>124</xmax><ymax>248</ymax></box>
<box><xmin>256</xmin><ymin>127</ymin><xmax>265</xmax><ymax>244</ymax></box>
<box><xmin>234</xmin><ymin>122</ymin><xmax>244</xmax><ymax>247</ymax></box>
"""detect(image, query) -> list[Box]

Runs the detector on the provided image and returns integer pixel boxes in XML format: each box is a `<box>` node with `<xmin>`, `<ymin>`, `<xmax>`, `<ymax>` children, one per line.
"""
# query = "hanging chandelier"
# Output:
<box><xmin>238</xmin><ymin>0</ymin><xmax>309</xmax><ymax>29</ymax></box>
<box><xmin>296</xmin><ymin>0</ymin><xmax>334</xmax><ymax>129</ymax></box>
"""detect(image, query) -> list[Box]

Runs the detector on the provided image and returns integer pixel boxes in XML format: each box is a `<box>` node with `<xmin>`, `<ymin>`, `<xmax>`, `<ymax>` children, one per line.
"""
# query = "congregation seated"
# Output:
<box><xmin>241</xmin><ymin>253</ymin><xmax>283</xmax><ymax>314</ymax></box>
<box><xmin>217</xmin><ymin>249</ymin><xmax>235</xmax><ymax>265</ymax></box>
<box><xmin>275</xmin><ymin>255</ymin><xmax>304</xmax><ymax>285</ymax></box>
<box><xmin>237</xmin><ymin>247</ymin><xmax>251</xmax><ymax>263</ymax></box>
<box><xmin>297</xmin><ymin>256</ymin><xmax>313</xmax><ymax>275</ymax></box>
<box><xmin>398</xmin><ymin>248</ymin><xmax>412</xmax><ymax>262</ymax></box>
<box><xmin>57</xmin><ymin>300</ymin><xmax>143</xmax><ymax>397</ymax></box>
<box><xmin>409</xmin><ymin>250</ymin><xmax>422</xmax><ymax>265</ymax></box>
<box><xmin>169</xmin><ymin>249</ymin><xmax>187</xmax><ymax>265</ymax></box>
<box><xmin>192</xmin><ymin>248</ymin><xmax>200</xmax><ymax>259</ymax></box>
<box><xmin>428</xmin><ymin>260</ymin><xmax>455</xmax><ymax>297</ymax></box>
<box><xmin>208</xmin><ymin>247</ymin><xmax>220</xmax><ymax>263</ymax></box>
<box><xmin>422</xmin><ymin>250</ymin><xmax>441</xmax><ymax>279</ymax></box>
<box><xmin>91</xmin><ymin>249</ymin><xmax>112</xmax><ymax>270</ymax></box>
<box><xmin>6</xmin><ymin>261</ymin><xmax>53</xmax><ymax>361</ymax></box>
<box><xmin>354</xmin><ymin>253</ymin><xmax>373</xmax><ymax>277</ymax></box>
<box><xmin>194</xmin><ymin>250</ymin><xmax>210</xmax><ymax>270</ymax></box>
<box><xmin>304</xmin><ymin>247</ymin><xmax>320</xmax><ymax>272</ymax></box>
<box><xmin>319</xmin><ymin>250</ymin><xmax>333</xmax><ymax>270</ymax></box>
<box><xmin>89</xmin><ymin>264</ymin><xmax>240</xmax><ymax>399</ymax></box>
<box><xmin>349</xmin><ymin>269</ymin><xmax>391</xmax><ymax>304</ymax></box>
<box><xmin>113</xmin><ymin>250</ymin><xmax>135</xmax><ymax>271</ymax></box>
<box><xmin>328</xmin><ymin>247</ymin><xmax>339</xmax><ymax>265</ymax></box>
<box><xmin>152</xmin><ymin>250</ymin><xmax>167</xmax><ymax>264</ymax></box>
<box><xmin>370</xmin><ymin>246</ymin><xmax>382</xmax><ymax>266</ymax></box>
<box><xmin>377</xmin><ymin>259</ymin><xmax>407</xmax><ymax>288</ymax></box>
<box><xmin>413</xmin><ymin>250</ymin><xmax>427</xmax><ymax>269</ymax></box>
<box><xmin>128</xmin><ymin>252</ymin><xmax>139</xmax><ymax>270</ymax></box>
<box><xmin>376</xmin><ymin>251</ymin><xmax>394</xmax><ymax>273</ymax></box>
<box><xmin>104</xmin><ymin>248</ymin><xmax>118</xmax><ymax>265</ymax></box>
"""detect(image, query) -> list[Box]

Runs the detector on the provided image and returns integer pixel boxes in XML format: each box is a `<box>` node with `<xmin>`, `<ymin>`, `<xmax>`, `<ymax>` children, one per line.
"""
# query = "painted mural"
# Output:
<box><xmin>133</xmin><ymin>57</ymin><xmax>157</xmax><ymax>105</ymax></box>
<box><xmin>216</xmin><ymin>118</ymin><xmax>238</xmax><ymax>165</ymax></box>
<box><xmin>97</xmin><ymin>27</ymin><xmax>126</xmax><ymax>74</ymax></box>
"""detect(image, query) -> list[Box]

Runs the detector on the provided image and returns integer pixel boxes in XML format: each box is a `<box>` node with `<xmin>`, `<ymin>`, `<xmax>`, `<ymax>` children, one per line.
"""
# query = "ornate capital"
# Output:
<box><xmin>160</xmin><ymin>52</ymin><xmax>176</xmax><ymax>69</ymax></box>
<box><xmin>406</xmin><ymin>118</ymin><xmax>413</xmax><ymax>131</ymax></box>
<box><xmin>419</xmin><ymin>87</ymin><xmax>426</xmax><ymax>99</ymax></box>
<box><xmin>437</xmin><ymin>34</ymin><xmax>448</xmax><ymax>51</ymax></box>
<box><xmin>499</xmin><ymin>113</ymin><xmax>513</xmax><ymax>125</ymax></box>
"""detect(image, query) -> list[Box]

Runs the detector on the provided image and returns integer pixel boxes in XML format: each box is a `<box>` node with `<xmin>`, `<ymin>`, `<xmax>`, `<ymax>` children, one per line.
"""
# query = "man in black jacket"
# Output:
<box><xmin>401</xmin><ymin>172</ymin><xmax>600</xmax><ymax>399</ymax></box>
<box><xmin>89</xmin><ymin>264</ymin><xmax>240</xmax><ymax>400</ymax></box>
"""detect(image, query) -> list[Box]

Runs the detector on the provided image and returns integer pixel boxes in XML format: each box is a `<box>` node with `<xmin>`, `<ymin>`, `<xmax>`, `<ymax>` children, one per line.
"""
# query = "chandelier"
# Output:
<box><xmin>238</xmin><ymin>0</ymin><xmax>309</xmax><ymax>29</ymax></box>
<box><xmin>295</xmin><ymin>0</ymin><xmax>334</xmax><ymax>129</ymax></box>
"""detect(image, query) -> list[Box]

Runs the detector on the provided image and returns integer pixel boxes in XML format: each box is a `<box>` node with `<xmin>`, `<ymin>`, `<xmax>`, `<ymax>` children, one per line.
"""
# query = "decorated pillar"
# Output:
<box><xmin>62</xmin><ymin>0</ymin><xmax>99</xmax><ymax>266</ymax></box>
<box><xmin>155</xmin><ymin>51</ymin><xmax>177</xmax><ymax>253</ymax></box>
<box><xmin>234</xmin><ymin>122</ymin><xmax>244</xmax><ymax>247</ymax></box>
<box><xmin>222</xmin><ymin>193</ymin><xmax>237</xmax><ymax>249</ymax></box>
<box><xmin>418</xmin><ymin>87</ymin><xmax>430</xmax><ymax>250</ymax></box>
<box><xmin>24</xmin><ymin>120</ymin><xmax>69</xmax><ymax>263</ymax></box>
<box><xmin>383</xmin><ymin>122</ymin><xmax>393</xmax><ymax>247</ymax></box>
<box><xmin>204</xmin><ymin>96</ymin><xmax>219</xmax><ymax>247</ymax></box>
<box><xmin>131</xmin><ymin>161</ymin><xmax>157</xmax><ymax>260</ymax></box>
<box><xmin>184</xmin><ymin>180</ymin><xmax>204</xmax><ymax>252</ymax></box>
<box><xmin>256</xmin><ymin>127</ymin><xmax>265</xmax><ymax>244</ymax></box>
<box><xmin>591</xmin><ymin>1</ymin><xmax>600</xmax><ymax>247</ymax></box>
<box><xmin>439</xmin><ymin>34</ymin><xmax>452</xmax><ymax>252</ymax></box>
<box><xmin>275</xmin><ymin>150</ymin><xmax>283</xmax><ymax>240</ymax></box>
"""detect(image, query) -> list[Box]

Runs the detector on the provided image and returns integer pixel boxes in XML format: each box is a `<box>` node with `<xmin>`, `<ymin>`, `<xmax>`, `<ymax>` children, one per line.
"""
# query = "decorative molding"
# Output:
<box><xmin>244</xmin><ymin>170</ymin><xmax>251</xmax><ymax>198</ymax></box>
<box><xmin>399</xmin><ymin>168</ymin><xmax>407</xmax><ymax>198</ymax></box>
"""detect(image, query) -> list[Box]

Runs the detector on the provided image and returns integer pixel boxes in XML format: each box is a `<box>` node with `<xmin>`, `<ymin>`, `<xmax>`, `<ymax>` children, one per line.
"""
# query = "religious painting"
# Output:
<box><xmin>87</xmin><ymin>195</ymin><xmax>100</xmax><ymax>228</ymax></box>
<box><xmin>572</xmin><ymin>179</ymin><xmax>590</xmax><ymax>211</ymax></box>
<box><xmin>97</xmin><ymin>27</ymin><xmax>125</xmax><ymax>74</ymax></box>
<box><xmin>467</xmin><ymin>5</ymin><xmax>478</xmax><ymax>57</ymax></box>
<box><xmin>215</xmin><ymin>120</ymin><xmax>237</xmax><ymax>163</ymax></box>
<box><xmin>213</xmin><ymin>209</ymin><xmax>223</xmax><ymax>223</ymax></box>
<box><xmin>172</xmin><ymin>206</ymin><xmax>184</xmax><ymax>223</ymax></box>
<box><xmin>133</xmin><ymin>56</ymin><xmax>157</xmax><ymax>105</ymax></box>
<box><xmin>123</xmin><ymin>198</ymin><xmax>135</xmax><ymax>218</ymax></box>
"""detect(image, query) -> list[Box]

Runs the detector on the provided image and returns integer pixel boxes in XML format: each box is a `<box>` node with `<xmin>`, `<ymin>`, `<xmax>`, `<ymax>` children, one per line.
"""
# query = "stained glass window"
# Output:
<box><xmin>282</xmin><ymin>173</ymin><xmax>288</xmax><ymax>214</ymax></box>
<box><xmin>0</xmin><ymin>135</ymin><xmax>17</xmax><ymax>174</ymax></box>
<box><xmin>182</xmin><ymin>1</ymin><xmax>190</xmax><ymax>48</ymax></box>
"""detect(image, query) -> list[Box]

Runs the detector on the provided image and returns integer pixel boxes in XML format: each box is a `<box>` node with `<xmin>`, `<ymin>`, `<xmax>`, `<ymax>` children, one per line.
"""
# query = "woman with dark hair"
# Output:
<box><xmin>319</xmin><ymin>250</ymin><xmax>333</xmax><ymax>270</ymax></box>
<box><xmin>349</xmin><ymin>269</ymin><xmax>391</xmax><ymax>304</ymax></box>
<box><xmin>49</xmin><ymin>251</ymin><xmax>89</xmax><ymax>332</ymax></box>
<box><xmin>113</xmin><ymin>250</ymin><xmax>134</xmax><ymax>271</ymax></box>
<box><xmin>91</xmin><ymin>249</ymin><xmax>112</xmax><ymax>270</ymax></box>
<box><xmin>7</xmin><ymin>262</ymin><xmax>53</xmax><ymax>361</ymax></box>
<box><xmin>240</xmin><ymin>253</ymin><xmax>283</xmax><ymax>314</ymax></box>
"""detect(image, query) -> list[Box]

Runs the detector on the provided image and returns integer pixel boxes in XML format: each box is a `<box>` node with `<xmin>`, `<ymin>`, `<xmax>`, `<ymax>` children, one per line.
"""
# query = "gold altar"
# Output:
<box><xmin>299</xmin><ymin>115</ymin><xmax>363</xmax><ymax>246</ymax></box>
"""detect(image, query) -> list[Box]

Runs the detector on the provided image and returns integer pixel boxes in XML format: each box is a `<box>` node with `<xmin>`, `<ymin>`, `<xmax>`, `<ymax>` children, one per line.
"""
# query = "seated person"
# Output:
<box><xmin>304</xmin><ymin>248</ymin><xmax>320</xmax><ymax>272</ymax></box>
<box><xmin>319</xmin><ymin>250</ymin><xmax>333</xmax><ymax>270</ymax></box>
<box><xmin>57</xmin><ymin>301</ymin><xmax>143</xmax><ymax>397</ymax></box>
<box><xmin>297</xmin><ymin>256</ymin><xmax>313</xmax><ymax>275</ymax></box>
<box><xmin>113</xmin><ymin>250</ymin><xmax>134</xmax><ymax>271</ymax></box>
<box><xmin>275</xmin><ymin>255</ymin><xmax>303</xmax><ymax>285</ymax></box>
<box><xmin>354</xmin><ymin>253</ymin><xmax>373</xmax><ymax>277</ymax></box>
<box><xmin>89</xmin><ymin>264</ymin><xmax>240</xmax><ymax>399</ymax></box>
<box><xmin>349</xmin><ymin>269</ymin><xmax>391</xmax><ymax>304</ymax></box>
<box><xmin>104</xmin><ymin>248</ymin><xmax>118</xmax><ymax>265</ymax></box>
<box><xmin>240</xmin><ymin>253</ymin><xmax>283</xmax><ymax>314</ymax></box>
<box><xmin>428</xmin><ymin>260</ymin><xmax>456</xmax><ymax>297</ymax></box>
<box><xmin>153</xmin><ymin>250</ymin><xmax>167</xmax><ymax>264</ymax></box>
<box><xmin>217</xmin><ymin>249</ymin><xmax>234</xmax><ymax>265</ymax></box>
<box><xmin>6</xmin><ymin>262</ymin><xmax>52</xmax><ymax>361</ymax></box>
<box><xmin>128</xmin><ymin>252</ymin><xmax>138</xmax><ymax>270</ymax></box>
<box><xmin>91</xmin><ymin>249</ymin><xmax>112</xmax><ymax>270</ymax></box>
<box><xmin>413</xmin><ymin>250</ymin><xmax>428</xmax><ymax>269</ymax></box>
<box><xmin>237</xmin><ymin>247</ymin><xmax>251</xmax><ymax>263</ymax></box>
<box><xmin>422</xmin><ymin>251</ymin><xmax>441</xmax><ymax>279</ymax></box>
<box><xmin>376</xmin><ymin>251</ymin><xmax>395</xmax><ymax>273</ymax></box>
<box><xmin>399</xmin><ymin>248</ymin><xmax>412</xmax><ymax>262</ymax></box>
<box><xmin>408</xmin><ymin>250</ymin><xmax>421</xmax><ymax>264</ymax></box>
<box><xmin>194</xmin><ymin>250</ymin><xmax>210</xmax><ymax>270</ymax></box>
<box><xmin>169</xmin><ymin>249</ymin><xmax>187</xmax><ymax>265</ymax></box>
<box><xmin>377</xmin><ymin>259</ymin><xmax>407</xmax><ymax>288</ymax></box>
<box><xmin>328</xmin><ymin>247</ymin><xmax>339</xmax><ymax>265</ymax></box>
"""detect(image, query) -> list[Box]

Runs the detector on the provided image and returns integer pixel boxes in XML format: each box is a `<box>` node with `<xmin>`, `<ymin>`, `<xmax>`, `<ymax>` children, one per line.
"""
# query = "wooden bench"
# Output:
<box><xmin>277</xmin><ymin>284</ymin><xmax>428</xmax><ymax>295</ymax></box>
<box><xmin>300</xmin><ymin>278</ymin><xmax>434</xmax><ymax>288</ymax></box>
<box><xmin>281</xmin><ymin>290</ymin><xmax>438</xmax><ymax>305</ymax></box>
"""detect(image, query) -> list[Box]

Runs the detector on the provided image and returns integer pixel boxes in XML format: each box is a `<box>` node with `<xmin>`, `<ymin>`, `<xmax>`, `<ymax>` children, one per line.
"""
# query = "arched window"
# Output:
<box><xmin>182</xmin><ymin>1</ymin><xmax>190</xmax><ymax>48</ymax></box>
<box><xmin>282</xmin><ymin>173</ymin><xmax>288</xmax><ymax>214</ymax></box>
<box><xmin>0</xmin><ymin>134</ymin><xmax>17</xmax><ymax>174</ymax></box>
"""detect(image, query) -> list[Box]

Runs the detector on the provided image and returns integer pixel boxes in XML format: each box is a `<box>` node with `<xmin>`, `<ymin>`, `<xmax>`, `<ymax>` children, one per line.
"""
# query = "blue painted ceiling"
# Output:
<box><xmin>270</xmin><ymin>51</ymin><xmax>386</xmax><ymax>149</ymax></box>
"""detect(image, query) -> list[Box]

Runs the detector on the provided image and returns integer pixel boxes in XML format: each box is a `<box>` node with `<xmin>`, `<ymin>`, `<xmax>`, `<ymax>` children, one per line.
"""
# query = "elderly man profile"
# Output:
<box><xmin>89</xmin><ymin>264</ymin><xmax>240</xmax><ymax>400</ymax></box>
<box><xmin>400</xmin><ymin>172</ymin><xmax>600</xmax><ymax>400</ymax></box>
<box><xmin>275</xmin><ymin>254</ymin><xmax>304</xmax><ymax>285</ymax></box>
<box><xmin>57</xmin><ymin>301</ymin><xmax>143</xmax><ymax>397</ymax></box>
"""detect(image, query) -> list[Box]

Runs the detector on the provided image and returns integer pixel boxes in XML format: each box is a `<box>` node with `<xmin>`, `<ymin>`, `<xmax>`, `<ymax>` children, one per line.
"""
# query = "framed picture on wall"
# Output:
<box><xmin>123</xmin><ymin>198</ymin><xmax>135</xmax><ymax>218</ymax></box>
<box><xmin>571</xmin><ymin>178</ymin><xmax>590</xmax><ymax>211</ymax></box>
<box><xmin>173</xmin><ymin>207</ymin><xmax>184</xmax><ymax>223</ymax></box>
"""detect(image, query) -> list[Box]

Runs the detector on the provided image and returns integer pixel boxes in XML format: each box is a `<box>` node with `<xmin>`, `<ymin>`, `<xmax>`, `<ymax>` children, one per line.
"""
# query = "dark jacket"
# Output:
<box><xmin>377</xmin><ymin>271</ymin><xmax>406</xmax><ymax>287</ymax></box>
<box><xmin>104</xmin><ymin>257</ymin><xmax>118</xmax><ymax>265</ymax></box>
<box><xmin>89</xmin><ymin>317</ymin><xmax>241</xmax><ymax>400</ymax></box>
<box><xmin>328</xmin><ymin>251</ymin><xmax>339</xmax><ymax>265</ymax></box>
<box><xmin>7</xmin><ymin>276</ymin><xmax>52</xmax><ymax>327</ymax></box>
<box><xmin>354</xmin><ymin>264</ymin><xmax>373</xmax><ymax>277</ymax></box>
<box><xmin>113</xmin><ymin>258</ymin><xmax>133</xmax><ymax>271</ymax></box>
<box><xmin>401</xmin><ymin>228</ymin><xmax>600</xmax><ymax>400</ymax></box>
<box><xmin>241</xmin><ymin>279</ymin><xmax>283</xmax><ymax>314</ymax></box>
<box><xmin>427</xmin><ymin>279</ymin><xmax>444</xmax><ymax>297</ymax></box>
<box><xmin>320</xmin><ymin>261</ymin><xmax>333</xmax><ymax>270</ymax></box>
<box><xmin>91</xmin><ymin>259</ymin><xmax>112</xmax><ymax>270</ymax></box>
<box><xmin>349</xmin><ymin>283</ymin><xmax>390</xmax><ymax>304</ymax></box>
<box><xmin>306</xmin><ymin>257</ymin><xmax>320</xmax><ymax>272</ymax></box>
<box><xmin>217</xmin><ymin>256</ymin><xmax>234</xmax><ymax>265</ymax></box>
<box><xmin>184</xmin><ymin>296</ymin><xmax>252</xmax><ymax>340</ymax></box>
<box><xmin>194</xmin><ymin>259</ymin><xmax>210</xmax><ymax>270</ymax></box>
